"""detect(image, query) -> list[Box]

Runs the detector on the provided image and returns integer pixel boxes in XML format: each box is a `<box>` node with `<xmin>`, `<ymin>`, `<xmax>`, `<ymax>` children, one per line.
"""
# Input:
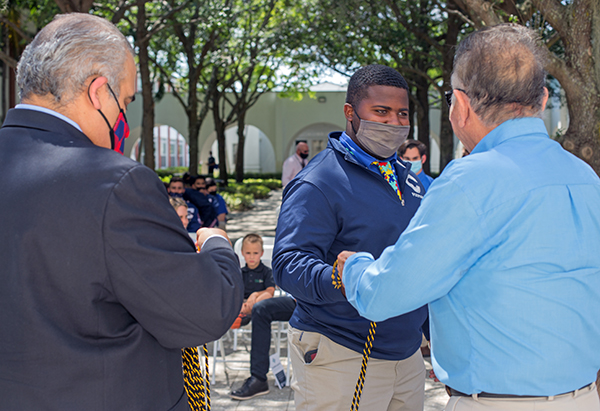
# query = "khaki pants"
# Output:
<box><xmin>444</xmin><ymin>382</ymin><xmax>600</xmax><ymax>411</ymax></box>
<box><xmin>289</xmin><ymin>326</ymin><xmax>425</xmax><ymax>411</ymax></box>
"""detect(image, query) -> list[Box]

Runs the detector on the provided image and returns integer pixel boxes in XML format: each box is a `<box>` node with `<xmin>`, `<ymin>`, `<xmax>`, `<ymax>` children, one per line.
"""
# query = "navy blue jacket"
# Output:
<box><xmin>273</xmin><ymin>132</ymin><xmax>428</xmax><ymax>360</ymax></box>
<box><xmin>184</xmin><ymin>188</ymin><xmax>217</xmax><ymax>227</ymax></box>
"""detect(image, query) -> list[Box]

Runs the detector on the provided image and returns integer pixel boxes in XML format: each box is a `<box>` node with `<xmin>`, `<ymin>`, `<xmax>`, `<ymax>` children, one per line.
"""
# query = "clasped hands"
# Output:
<box><xmin>195</xmin><ymin>227</ymin><xmax>230</xmax><ymax>251</ymax></box>
<box><xmin>336</xmin><ymin>250</ymin><xmax>357</xmax><ymax>297</ymax></box>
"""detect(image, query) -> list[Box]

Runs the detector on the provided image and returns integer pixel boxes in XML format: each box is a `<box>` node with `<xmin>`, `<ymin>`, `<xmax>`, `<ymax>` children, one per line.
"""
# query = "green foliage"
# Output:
<box><xmin>236</xmin><ymin>184</ymin><xmax>271</xmax><ymax>199</ymax></box>
<box><xmin>236</xmin><ymin>172</ymin><xmax>282</xmax><ymax>180</ymax></box>
<box><xmin>221</xmin><ymin>192</ymin><xmax>255</xmax><ymax>211</ymax></box>
<box><xmin>155</xmin><ymin>167</ymin><xmax>188</xmax><ymax>179</ymax></box>
<box><xmin>218</xmin><ymin>177</ymin><xmax>282</xmax><ymax>209</ymax></box>
<box><xmin>243</xmin><ymin>178</ymin><xmax>282</xmax><ymax>190</ymax></box>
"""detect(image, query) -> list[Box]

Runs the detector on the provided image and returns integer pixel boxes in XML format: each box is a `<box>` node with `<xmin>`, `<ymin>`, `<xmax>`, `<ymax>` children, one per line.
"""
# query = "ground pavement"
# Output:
<box><xmin>209</xmin><ymin>188</ymin><xmax>449</xmax><ymax>410</ymax></box>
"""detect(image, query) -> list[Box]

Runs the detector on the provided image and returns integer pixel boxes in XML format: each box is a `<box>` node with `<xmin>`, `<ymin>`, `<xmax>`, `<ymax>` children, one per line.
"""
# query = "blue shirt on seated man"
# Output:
<box><xmin>339</xmin><ymin>23</ymin><xmax>600</xmax><ymax>411</ymax></box>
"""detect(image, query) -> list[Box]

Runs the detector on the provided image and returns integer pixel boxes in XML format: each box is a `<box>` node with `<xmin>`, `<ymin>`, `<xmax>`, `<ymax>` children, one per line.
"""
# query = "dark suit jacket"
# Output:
<box><xmin>0</xmin><ymin>108</ymin><xmax>244</xmax><ymax>410</ymax></box>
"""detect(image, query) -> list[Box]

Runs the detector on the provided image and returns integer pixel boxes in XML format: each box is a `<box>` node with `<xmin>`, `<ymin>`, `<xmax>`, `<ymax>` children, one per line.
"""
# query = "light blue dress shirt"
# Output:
<box><xmin>343</xmin><ymin>117</ymin><xmax>600</xmax><ymax>396</ymax></box>
<box><xmin>15</xmin><ymin>104</ymin><xmax>82</xmax><ymax>132</ymax></box>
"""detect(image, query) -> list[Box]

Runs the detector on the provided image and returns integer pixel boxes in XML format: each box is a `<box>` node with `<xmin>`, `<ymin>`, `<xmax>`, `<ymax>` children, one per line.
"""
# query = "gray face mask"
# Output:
<box><xmin>353</xmin><ymin>112</ymin><xmax>410</xmax><ymax>159</ymax></box>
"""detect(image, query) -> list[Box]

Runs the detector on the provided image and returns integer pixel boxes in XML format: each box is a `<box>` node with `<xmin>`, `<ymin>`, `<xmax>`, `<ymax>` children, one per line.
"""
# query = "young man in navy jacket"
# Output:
<box><xmin>273</xmin><ymin>64</ymin><xmax>427</xmax><ymax>410</ymax></box>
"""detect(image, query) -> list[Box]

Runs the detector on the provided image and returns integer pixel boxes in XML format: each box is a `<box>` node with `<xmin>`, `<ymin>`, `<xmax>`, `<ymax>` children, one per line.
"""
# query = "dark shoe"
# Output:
<box><xmin>230</xmin><ymin>376</ymin><xmax>269</xmax><ymax>400</ymax></box>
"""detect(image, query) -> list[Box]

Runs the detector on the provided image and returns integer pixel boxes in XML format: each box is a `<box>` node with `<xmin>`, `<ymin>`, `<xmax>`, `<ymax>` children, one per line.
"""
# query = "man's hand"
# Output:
<box><xmin>335</xmin><ymin>251</ymin><xmax>357</xmax><ymax>298</ymax></box>
<box><xmin>428</xmin><ymin>369</ymin><xmax>440</xmax><ymax>382</ymax></box>
<box><xmin>240</xmin><ymin>301</ymin><xmax>252</xmax><ymax>317</ymax></box>
<box><xmin>246</xmin><ymin>293</ymin><xmax>258</xmax><ymax>306</ymax></box>
<box><xmin>336</xmin><ymin>251</ymin><xmax>357</xmax><ymax>278</ymax></box>
<box><xmin>196</xmin><ymin>227</ymin><xmax>230</xmax><ymax>251</ymax></box>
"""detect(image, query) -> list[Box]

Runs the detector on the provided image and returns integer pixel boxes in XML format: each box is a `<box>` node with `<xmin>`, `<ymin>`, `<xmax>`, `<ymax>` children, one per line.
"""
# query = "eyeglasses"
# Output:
<box><xmin>444</xmin><ymin>88</ymin><xmax>468</xmax><ymax>107</ymax></box>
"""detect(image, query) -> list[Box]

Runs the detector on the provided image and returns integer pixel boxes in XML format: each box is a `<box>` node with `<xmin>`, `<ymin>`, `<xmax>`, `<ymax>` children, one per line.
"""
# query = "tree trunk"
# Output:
<box><xmin>539</xmin><ymin>0</ymin><xmax>600</xmax><ymax>175</ymax></box>
<box><xmin>439</xmin><ymin>12</ymin><xmax>462</xmax><ymax>170</ymax></box>
<box><xmin>414</xmin><ymin>74</ymin><xmax>431</xmax><ymax>174</ymax></box>
<box><xmin>187</xmin><ymin>82</ymin><xmax>200</xmax><ymax>176</ymax></box>
<box><xmin>457</xmin><ymin>0</ymin><xmax>600</xmax><ymax>176</ymax></box>
<box><xmin>440</xmin><ymin>6</ymin><xmax>463</xmax><ymax>172</ymax></box>
<box><xmin>235</xmin><ymin>111</ymin><xmax>247</xmax><ymax>183</ymax></box>
<box><xmin>212</xmin><ymin>92</ymin><xmax>229</xmax><ymax>185</ymax></box>
<box><xmin>558</xmin><ymin>80</ymin><xmax>600</xmax><ymax>174</ymax></box>
<box><xmin>136</xmin><ymin>0</ymin><xmax>155</xmax><ymax>170</ymax></box>
<box><xmin>407</xmin><ymin>90</ymin><xmax>415</xmax><ymax>141</ymax></box>
<box><xmin>215</xmin><ymin>120</ymin><xmax>228</xmax><ymax>185</ymax></box>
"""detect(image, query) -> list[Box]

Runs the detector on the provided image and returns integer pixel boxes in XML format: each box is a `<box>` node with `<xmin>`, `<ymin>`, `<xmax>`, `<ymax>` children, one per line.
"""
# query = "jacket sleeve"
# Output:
<box><xmin>272</xmin><ymin>180</ymin><xmax>347</xmax><ymax>304</ymax></box>
<box><xmin>102</xmin><ymin>165</ymin><xmax>244</xmax><ymax>348</ymax></box>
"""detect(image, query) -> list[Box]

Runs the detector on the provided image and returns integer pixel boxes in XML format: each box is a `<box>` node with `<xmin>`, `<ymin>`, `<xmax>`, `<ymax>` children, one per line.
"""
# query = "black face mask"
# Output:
<box><xmin>299</xmin><ymin>152</ymin><xmax>309</xmax><ymax>159</ymax></box>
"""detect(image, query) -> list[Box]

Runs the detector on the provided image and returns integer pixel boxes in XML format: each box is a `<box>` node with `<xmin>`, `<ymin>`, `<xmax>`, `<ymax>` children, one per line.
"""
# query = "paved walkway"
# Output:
<box><xmin>211</xmin><ymin>189</ymin><xmax>449</xmax><ymax>410</ymax></box>
<box><xmin>226</xmin><ymin>189</ymin><xmax>282</xmax><ymax>244</ymax></box>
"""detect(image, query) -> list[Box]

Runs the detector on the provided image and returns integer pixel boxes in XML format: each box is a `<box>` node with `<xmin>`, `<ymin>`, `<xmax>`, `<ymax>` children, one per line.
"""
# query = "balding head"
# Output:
<box><xmin>296</xmin><ymin>142</ymin><xmax>309</xmax><ymax>157</ymax></box>
<box><xmin>17</xmin><ymin>13</ymin><xmax>134</xmax><ymax>106</ymax></box>
<box><xmin>451</xmin><ymin>23</ymin><xmax>547</xmax><ymax>127</ymax></box>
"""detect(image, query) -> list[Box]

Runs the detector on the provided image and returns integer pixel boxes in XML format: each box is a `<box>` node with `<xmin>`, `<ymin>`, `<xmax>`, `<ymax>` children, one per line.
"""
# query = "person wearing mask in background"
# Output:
<box><xmin>184</xmin><ymin>175</ymin><xmax>217</xmax><ymax>227</ymax></box>
<box><xmin>399</xmin><ymin>139</ymin><xmax>434</xmax><ymax>192</ymax></box>
<box><xmin>168</xmin><ymin>176</ymin><xmax>202</xmax><ymax>232</ymax></box>
<box><xmin>281</xmin><ymin>141</ymin><xmax>309</xmax><ymax>187</ymax></box>
<box><xmin>206</xmin><ymin>177</ymin><xmax>229</xmax><ymax>231</ymax></box>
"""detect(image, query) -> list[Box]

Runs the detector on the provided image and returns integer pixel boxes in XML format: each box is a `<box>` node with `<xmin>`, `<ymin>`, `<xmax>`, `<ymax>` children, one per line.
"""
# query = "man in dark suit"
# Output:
<box><xmin>0</xmin><ymin>13</ymin><xmax>243</xmax><ymax>410</ymax></box>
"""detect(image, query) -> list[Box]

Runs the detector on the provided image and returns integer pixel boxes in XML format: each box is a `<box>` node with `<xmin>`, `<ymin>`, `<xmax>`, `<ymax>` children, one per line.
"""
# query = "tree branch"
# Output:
<box><xmin>110</xmin><ymin>0</ymin><xmax>135</xmax><ymax>25</ymax></box>
<box><xmin>531</xmin><ymin>0</ymin><xmax>567</xmax><ymax>37</ymax></box>
<box><xmin>382</xmin><ymin>0</ymin><xmax>444</xmax><ymax>53</ymax></box>
<box><xmin>453</xmin><ymin>0</ymin><xmax>502</xmax><ymax>27</ymax></box>
<box><xmin>149</xmin><ymin>55</ymin><xmax>188</xmax><ymax>110</ymax></box>
<box><xmin>443</xmin><ymin>5</ymin><xmax>476</xmax><ymax>27</ymax></box>
<box><xmin>0</xmin><ymin>50</ymin><xmax>18</xmax><ymax>68</ymax></box>
<box><xmin>0</xmin><ymin>16</ymin><xmax>32</xmax><ymax>43</ymax></box>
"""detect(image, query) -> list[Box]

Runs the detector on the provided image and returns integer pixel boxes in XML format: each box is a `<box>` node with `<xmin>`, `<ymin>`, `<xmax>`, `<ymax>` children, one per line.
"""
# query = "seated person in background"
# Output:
<box><xmin>184</xmin><ymin>175</ymin><xmax>217</xmax><ymax>227</ymax></box>
<box><xmin>168</xmin><ymin>177</ymin><xmax>201</xmax><ymax>232</ymax></box>
<box><xmin>169</xmin><ymin>197</ymin><xmax>189</xmax><ymax>229</ymax></box>
<box><xmin>230</xmin><ymin>234</ymin><xmax>296</xmax><ymax>401</ymax></box>
<box><xmin>206</xmin><ymin>177</ymin><xmax>229</xmax><ymax>230</ymax></box>
<box><xmin>399</xmin><ymin>139</ymin><xmax>434</xmax><ymax>191</ymax></box>
<box><xmin>192</xmin><ymin>175</ymin><xmax>210</xmax><ymax>193</ymax></box>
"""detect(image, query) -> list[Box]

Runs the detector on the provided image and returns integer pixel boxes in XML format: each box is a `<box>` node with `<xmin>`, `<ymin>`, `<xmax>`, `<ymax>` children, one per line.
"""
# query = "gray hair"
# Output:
<box><xmin>17</xmin><ymin>13</ymin><xmax>134</xmax><ymax>105</ymax></box>
<box><xmin>451</xmin><ymin>23</ymin><xmax>547</xmax><ymax>126</ymax></box>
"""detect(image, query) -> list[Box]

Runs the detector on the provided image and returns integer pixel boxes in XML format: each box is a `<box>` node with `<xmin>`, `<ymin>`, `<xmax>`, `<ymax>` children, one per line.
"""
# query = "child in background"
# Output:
<box><xmin>231</xmin><ymin>233</ymin><xmax>275</xmax><ymax>328</ymax></box>
<box><xmin>169</xmin><ymin>196</ymin><xmax>189</xmax><ymax>229</ymax></box>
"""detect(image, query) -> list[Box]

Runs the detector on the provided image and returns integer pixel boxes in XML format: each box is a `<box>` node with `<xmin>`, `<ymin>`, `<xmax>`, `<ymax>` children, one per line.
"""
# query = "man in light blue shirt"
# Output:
<box><xmin>339</xmin><ymin>24</ymin><xmax>600</xmax><ymax>411</ymax></box>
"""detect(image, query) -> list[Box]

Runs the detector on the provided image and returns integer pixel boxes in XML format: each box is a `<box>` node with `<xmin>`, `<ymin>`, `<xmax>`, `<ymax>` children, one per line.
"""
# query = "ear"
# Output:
<box><xmin>540</xmin><ymin>87</ymin><xmax>549</xmax><ymax>112</ymax></box>
<box><xmin>452</xmin><ymin>89</ymin><xmax>471</xmax><ymax>129</ymax></box>
<box><xmin>88</xmin><ymin>76</ymin><xmax>109</xmax><ymax>110</ymax></box>
<box><xmin>343</xmin><ymin>103</ymin><xmax>354</xmax><ymax>122</ymax></box>
<box><xmin>260</xmin><ymin>250</ymin><xmax>264</xmax><ymax>257</ymax></box>
<box><xmin>421</xmin><ymin>154</ymin><xmax>427</xmax><ymax>165</ymax></box>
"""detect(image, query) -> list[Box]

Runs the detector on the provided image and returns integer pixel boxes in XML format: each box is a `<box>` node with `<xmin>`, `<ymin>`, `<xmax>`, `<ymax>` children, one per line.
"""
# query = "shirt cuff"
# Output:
<box><xmin>342</xmin><ymin>251</ymin><xmax>375</xmax><ymax>312</ymax></box>
<box><xmin>201</xmin><ymin>234</ymin><xmax>230</xmax><ymax>249</ymax></box>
